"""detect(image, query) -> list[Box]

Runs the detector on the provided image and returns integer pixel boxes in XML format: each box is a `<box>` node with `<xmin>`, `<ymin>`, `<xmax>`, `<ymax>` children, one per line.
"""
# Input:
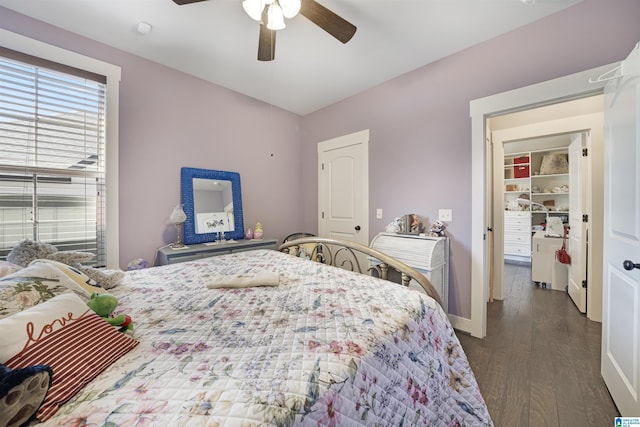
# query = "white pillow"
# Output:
<box><xmin>0</xmin><ymin>262</ymin><xmax>90</xmax><ymax>319</ymax></box>
<box><xmin>29</xmin><ymin>259</ymin><xmax>106</xmax><ymax>295</ymax></box>
<box><xmin>0</xmin><ymin>293</ymin><xmax>92</xmax><ymax>362</ymax></box>
<box><xmin>0</xmin><ymin>260</ymin><xmax>21</xmax><ymax>278</ymax></box>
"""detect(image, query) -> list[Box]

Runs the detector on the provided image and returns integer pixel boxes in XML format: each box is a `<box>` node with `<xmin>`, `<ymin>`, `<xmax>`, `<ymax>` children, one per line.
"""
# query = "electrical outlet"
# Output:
<box><xmin>439</xmin><ymin>209</ymin><xmax>452</xmax><ymax>222</ymax></box>
<box><xmin>376</xmin><ymin>208</ymin><xmax>383</xmax><ymax>219</ymax></box>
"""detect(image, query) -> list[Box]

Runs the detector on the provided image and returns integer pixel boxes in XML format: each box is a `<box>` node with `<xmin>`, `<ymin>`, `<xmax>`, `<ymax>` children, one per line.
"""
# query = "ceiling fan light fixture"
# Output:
<box><xmin>266</xmin><ymin>3</ymin><xmax>286</xmax><ymax>30</ymax></box>
<box><xmin>279</xmin><ymin>0</ymin><xmax>301</xmax><ymax>19</ymax></box>
<box><xmin>242</xmin><ymin>0</ymin><xmax>265</xmax><ymax>21</ymax></box>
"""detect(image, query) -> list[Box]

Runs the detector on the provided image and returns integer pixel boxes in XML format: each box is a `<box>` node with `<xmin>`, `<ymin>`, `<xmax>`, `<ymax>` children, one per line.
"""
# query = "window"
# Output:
<box><xmin>0</xmin><ymin>30</ymin><xmax>120</xmax><ymax>268</ymax></box>
<box><xmin>0</xmin><ymin>49</ymin><xmax>107</xmax><ymax>264</ymax></box>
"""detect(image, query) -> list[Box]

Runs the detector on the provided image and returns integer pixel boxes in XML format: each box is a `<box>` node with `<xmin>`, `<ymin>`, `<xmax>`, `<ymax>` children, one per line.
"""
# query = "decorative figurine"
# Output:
<box><xmin>429</xmin><ymin>220</ymin><xmax>446</xmax><ymax>237</ymax></box>
<box><xmin>253</xmin><ymin>222</ymin><xmax>264</xmax><ymax>240</ymax></box>
<box><xmin>408</xmin><ymin>214</ymin><xmax>424</xmax><ymax>234</ymax></box>
<box><xmin>245</xmin><ymin>227</ymin><xmax>254</xmax><ymax>240</ymax></box>
<box><xmin>386</xmin><ymin>217</ymin><xmax>403</xmax><ymax>233</ymax></box>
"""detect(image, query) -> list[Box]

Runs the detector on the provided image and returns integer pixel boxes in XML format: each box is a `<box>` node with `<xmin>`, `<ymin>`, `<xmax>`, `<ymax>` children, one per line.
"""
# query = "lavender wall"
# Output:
<box><xmin>117</xmin><ymin>58</ymin><xmax>303</xmax><ymax>265</ymax></box>
<box><xmin>300</xmin><ymin>0</ymin><xmax>640</xmax><ymax>317</ymax></box>
<box><xmin>0</xmin><ymin>8</ymin><xmax>304</xmax><ymax>268</ymax></box>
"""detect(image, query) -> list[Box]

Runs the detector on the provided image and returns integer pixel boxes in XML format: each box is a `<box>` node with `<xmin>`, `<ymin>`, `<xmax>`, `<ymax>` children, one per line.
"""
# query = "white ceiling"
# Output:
<box><xmin>0</xmin><ymin>0</ymin><xmax>582</xmax><ymax>115</ymax></box>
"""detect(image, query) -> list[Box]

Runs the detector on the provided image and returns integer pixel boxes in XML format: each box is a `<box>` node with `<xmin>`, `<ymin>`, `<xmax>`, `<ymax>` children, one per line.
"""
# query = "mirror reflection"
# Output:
<box><xmin>181</xmin><ymin>168</ymin><xmax>244</xmax><ymax>244</ymax></box>
<box><xmin>193</xmin><ymin>178</ymin><xmax>235</xmax><ymax>234</ymax></box>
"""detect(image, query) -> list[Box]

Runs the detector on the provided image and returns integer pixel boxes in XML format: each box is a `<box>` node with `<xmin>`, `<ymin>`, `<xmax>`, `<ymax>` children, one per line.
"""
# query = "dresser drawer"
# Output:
<box><xmin>504</xmin><ymin>223</ymin><xmax>531</xmax><ymax>234</ymax></box>
<box><xmin>156</xmin><ymin>239</ymin><xmax>278</xmax><ymax>265</ymax></box>
<box><xmin>504</xmin><ymin>213</ymin><xmax>530</xmax><ymax>228</ymax></box>
<box><xmin>504</xmin><ymin>242</ymin><xmax>531</xmax><ymax>256</ymax></box>
<box><xmin>504</xmin><ymin>211</ymin><xmax>529</xmax><ymax>219</ymax></box>
<box><xmin>504</xmin><ymin>233</ymin><xmax>531</xmax><ymax>245</ymax></box>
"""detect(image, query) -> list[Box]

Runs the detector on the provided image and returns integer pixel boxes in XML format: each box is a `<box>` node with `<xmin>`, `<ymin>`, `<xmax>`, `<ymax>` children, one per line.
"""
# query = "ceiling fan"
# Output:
<box><xmin>172</xmin><ymin>0</ymin><xmax>357</xmax><ymax>61</ymax></box>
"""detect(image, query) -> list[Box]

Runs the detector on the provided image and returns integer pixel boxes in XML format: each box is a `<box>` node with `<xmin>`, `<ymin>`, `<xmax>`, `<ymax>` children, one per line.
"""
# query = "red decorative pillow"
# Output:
<box><xmin>1</xmin><ymin>294</ymin><xmax>139</xmax><ymax>421</ymax></box>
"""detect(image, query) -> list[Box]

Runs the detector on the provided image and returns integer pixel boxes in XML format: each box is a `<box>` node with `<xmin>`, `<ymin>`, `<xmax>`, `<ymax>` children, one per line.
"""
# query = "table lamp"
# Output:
<box><xmin>170</xmin><ymin>204</ymin><xmax>187</xmax><ymax>248</ymax></box>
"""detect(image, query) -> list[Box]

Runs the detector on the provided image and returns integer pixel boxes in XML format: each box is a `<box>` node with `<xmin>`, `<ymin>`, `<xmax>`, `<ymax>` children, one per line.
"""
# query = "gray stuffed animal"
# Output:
<box><xmin>7</xmin><ymin>239</ymin><xmax>124</xmax><ymax>289</ymax></box>
<box><xmin>428</xmin><ymin>220</ymin><xmax>447</xmax><ymax>237</ymax></box>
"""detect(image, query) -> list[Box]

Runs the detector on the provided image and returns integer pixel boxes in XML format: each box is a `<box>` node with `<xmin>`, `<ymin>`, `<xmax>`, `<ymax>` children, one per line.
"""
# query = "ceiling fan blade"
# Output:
<box><xmin>258</xmin><ymin>24</ymin><xmax>276</xmax><ymax>61</ymax></box>
<box><xmin>299</xmin><ymin>0</ymin><xmax>356</xmax><ymax>44</ymax></box>
<box><xmin>172</xmin><ymin>0</ymin><xmax>208</xmax><ymax>5</ymax></box>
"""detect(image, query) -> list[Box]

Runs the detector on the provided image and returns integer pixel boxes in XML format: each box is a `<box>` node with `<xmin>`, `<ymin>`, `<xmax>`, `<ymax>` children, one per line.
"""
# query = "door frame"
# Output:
<box><xmin>490</xmin><ymin>118</ymin><xmax>602</xmax><ymax>309</ymax></box>
<box><xmin>317</xmin><ymin>129</ymin><xmax>370</xmax><ymax>246</ymax></box>
<box><xmin>467</xmin><ymin>63</ymin><xmax>616</xmax><ymax>338</ymax></box>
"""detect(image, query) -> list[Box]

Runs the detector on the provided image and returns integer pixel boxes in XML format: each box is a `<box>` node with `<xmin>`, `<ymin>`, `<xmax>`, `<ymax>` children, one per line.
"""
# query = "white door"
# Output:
<box><xmin>567</xmin><ymin>133</ymin><xmax>587</xmax><ymax>312</ymax></box>
<box><xmin>602</xmin><ymin>42</ymin><xmax>640</xmax><ymax>416</ymax></box>
<box><xmin>317</xmin><ymin>130</ymin><xmax>369</xmax><ymax>246</ymax></box>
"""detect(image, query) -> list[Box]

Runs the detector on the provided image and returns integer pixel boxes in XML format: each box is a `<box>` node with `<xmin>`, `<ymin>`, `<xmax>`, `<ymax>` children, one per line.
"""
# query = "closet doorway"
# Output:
<box><xmin>488</xmin><ymin>95</ymin><xmax>604</xmax><ymax>321</ymax></box>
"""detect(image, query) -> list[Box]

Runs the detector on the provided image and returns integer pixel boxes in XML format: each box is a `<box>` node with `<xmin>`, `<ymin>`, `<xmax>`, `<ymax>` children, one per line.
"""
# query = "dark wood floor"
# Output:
<box><xmin>457</xmin><ymin>262</ymin><xmax>619</xmax><ymax>427</ymax></box>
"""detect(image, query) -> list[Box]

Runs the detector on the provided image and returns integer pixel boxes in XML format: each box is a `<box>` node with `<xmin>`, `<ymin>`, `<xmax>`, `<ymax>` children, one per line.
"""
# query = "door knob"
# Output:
<box><xmin>355</xmin><ymin>225</ymin><xmax>361</xmax><ymax>231</ymax></box>
<box><xmin>623</xmin><ymin>260</ymin><xmax>640</xmax><ymax>271</ymax></box>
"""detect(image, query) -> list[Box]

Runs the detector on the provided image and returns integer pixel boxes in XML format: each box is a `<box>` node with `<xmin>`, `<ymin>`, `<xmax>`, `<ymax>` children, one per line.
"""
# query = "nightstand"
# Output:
<box><xmin>156</xmin><ymin>239</ymin><xmax>278</xmax><ymax>265</ymax></box>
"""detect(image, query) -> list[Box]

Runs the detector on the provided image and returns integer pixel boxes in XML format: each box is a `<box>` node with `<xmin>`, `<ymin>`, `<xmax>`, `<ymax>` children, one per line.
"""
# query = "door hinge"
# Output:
<box><xmin>582</xmin><ymin>280</ymin><xmax>588</xmax><ymax>289</ymax></box>
<box><xmin>582</xmin><ymin>148</ymin><xmax>588</xmax><ymax>157</ymax></box>
<box><xmin>321</xmin><ymin>212</ymin><xmax>324</xmax><ymax>219</ymax></box>
<box><xmin>582</xmin><ymin>214</ymin><xmax>588</xmax><ymax>222</ymax></box>
<box><xmin>321</xmin><ymin>163</ymin><xmax>325</xmax><ymax>170</ymax></box>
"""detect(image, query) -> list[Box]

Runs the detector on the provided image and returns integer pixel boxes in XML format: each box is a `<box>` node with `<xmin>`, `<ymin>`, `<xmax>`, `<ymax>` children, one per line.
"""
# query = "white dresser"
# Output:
<box><xmin>370</xmin><ymin>232</ymin><xmax>449</xmax><ymax>312</ymax></box>
<box><xmin>504</xmin><ymin>211</ymin><xmax>531</xmax><ymax>261</ymax></box>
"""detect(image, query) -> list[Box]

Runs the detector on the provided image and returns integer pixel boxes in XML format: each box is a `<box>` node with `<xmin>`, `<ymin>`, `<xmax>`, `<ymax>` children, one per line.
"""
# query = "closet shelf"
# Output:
<box><xmin>503</xmin><ymin>147</ymin><xmax>570</xmax><ymax>261</ymax></box>
<box><xmin>531</xmin><ymin>192</ymin><xmax>569</xmax><ymax>195</ymax></box>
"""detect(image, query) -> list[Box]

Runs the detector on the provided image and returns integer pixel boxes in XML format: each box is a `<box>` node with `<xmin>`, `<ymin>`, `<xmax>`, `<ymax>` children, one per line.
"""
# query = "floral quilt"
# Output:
<box><xmin>41</xmin><ymin>249</ymin><xmax>493</xmax><ymax>426</ymax></box>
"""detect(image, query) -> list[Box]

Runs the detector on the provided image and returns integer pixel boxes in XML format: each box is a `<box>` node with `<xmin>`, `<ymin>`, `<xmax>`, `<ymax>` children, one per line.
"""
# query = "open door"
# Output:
<box><xmin>567</xmin><ymin>132</ymin><xmax>587</xmax><ymax>312</ymax></box>
<box><xmin>602</xmin><ymin>41</ymin><xmax>640</xmax><ymax>415</ymax></box>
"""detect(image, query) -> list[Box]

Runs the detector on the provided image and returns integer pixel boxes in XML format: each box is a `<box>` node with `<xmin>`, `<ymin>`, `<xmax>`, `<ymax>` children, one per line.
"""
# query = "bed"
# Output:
<box><xmin>0</xmin><ymin>238</ymin><xmax>493</xmax><ymax>426</ymax></box>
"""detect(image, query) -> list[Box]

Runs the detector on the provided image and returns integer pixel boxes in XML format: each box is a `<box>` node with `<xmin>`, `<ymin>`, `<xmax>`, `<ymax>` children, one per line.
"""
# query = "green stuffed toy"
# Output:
<box><xmin>86</xmin><ymin>293</ymin><xmax>133</xmax><ymax>333</ymax></box>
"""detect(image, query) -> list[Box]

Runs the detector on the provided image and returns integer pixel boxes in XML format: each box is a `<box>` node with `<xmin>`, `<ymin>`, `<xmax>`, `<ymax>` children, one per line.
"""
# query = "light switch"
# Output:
<box><xmin>439</xmin><ymin>209</ymin><xmax>452</xmax><ymax>222</ymax></box>
<box><xmin>376</xmin><ymin>208</ymin><xmax>383</xmax><ymax>219</ymax></box>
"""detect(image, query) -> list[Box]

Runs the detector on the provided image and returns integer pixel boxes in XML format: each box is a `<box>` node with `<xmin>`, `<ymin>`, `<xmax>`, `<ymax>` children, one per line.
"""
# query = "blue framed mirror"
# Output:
<box><xmin>181</xmin><ymin>167</ymin><xmax>244</xmax><ymax>244</ymax></box>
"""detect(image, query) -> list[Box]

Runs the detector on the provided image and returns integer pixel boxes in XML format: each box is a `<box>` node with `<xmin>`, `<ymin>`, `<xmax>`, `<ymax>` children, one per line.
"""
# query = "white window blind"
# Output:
<box><xmin>0</xmin><ymin>50</ymin><xmax>107</xmax><ymax>265</ymax></box>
